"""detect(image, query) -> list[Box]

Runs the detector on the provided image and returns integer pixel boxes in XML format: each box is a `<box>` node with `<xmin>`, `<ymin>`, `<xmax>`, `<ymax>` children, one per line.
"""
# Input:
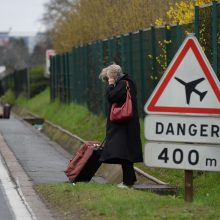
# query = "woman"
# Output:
<box><xmin>99</xmin><ymin>64</ymin><xmax>143</xmax><ymax>188</ymax></box>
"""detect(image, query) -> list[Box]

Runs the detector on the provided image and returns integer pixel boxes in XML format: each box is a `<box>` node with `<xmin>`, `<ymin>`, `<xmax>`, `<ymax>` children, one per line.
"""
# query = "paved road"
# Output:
<box><xmin>0</xmin><ymin>153</ymin><xmax>35</xmax><ymax>220</ymax></box>
<box><xmin>0</xmin><ymin>114</ymin><xmax>72</xmax><ymax>219</ymax></box>
<box><xmin>0</xmin><ymin>184</ymin><xmax>14</xmax><ymax>220</ymax></box>
<box><xmin>0</xmin><ymin>115</ymin><xmax>70</xmax><ymax>184</ymax></box>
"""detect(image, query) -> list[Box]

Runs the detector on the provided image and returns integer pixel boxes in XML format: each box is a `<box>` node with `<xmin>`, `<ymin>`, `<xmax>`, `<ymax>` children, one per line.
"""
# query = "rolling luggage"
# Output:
<box><xmin>64</xmin><ymin>141</ymin><xmax>103</xmax><ymax>183</ymax></box>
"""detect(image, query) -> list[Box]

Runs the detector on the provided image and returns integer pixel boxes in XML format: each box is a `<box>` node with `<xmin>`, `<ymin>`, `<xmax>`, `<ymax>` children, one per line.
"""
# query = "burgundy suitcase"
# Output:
<box><xmin>64</xmin><ymin>141</ymin><xmax>103</xmax><ymax>183</ymax></box>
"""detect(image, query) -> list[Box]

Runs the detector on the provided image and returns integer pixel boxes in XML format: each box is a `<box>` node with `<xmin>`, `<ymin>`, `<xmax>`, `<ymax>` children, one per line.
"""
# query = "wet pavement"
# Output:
<box><xmin>0</xmin><ymin>183</ymin><xmax>14</xmax><ymax>220</ymax></box>
<box><xmin>0</xmin><ymin>114</ymin><xmax>70</xmax><ymax>184</ymax></box>
<box><xmin>0</xmin><ymin>114</ymin><xmax>72</xmax><ymax>219</ymax></box>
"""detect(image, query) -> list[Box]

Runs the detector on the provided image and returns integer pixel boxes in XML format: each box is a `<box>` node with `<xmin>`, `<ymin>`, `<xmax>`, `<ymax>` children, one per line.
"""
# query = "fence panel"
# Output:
<box><xmin>121</xmin><ymin>34</ymin><xmax>132</xmax><ymax>74</ymax></box>
<box><xmin>14</xmin><ymin>69</ymin><xmax>28</xmax><ymax>98</ymax></box>
<box><xmin>87</xmin><ymin>43</ymin><xmax>97</xmax><ymax>113</ymax></box>
<box><xmin>216</xmin><ymin>2</ymin><xmax>220</xmax><ymax>79</ymax></box>
<box><xmin>50</xmin><ymin>56</ymin><xmax>55</xmax><ymax>101</ymax></box>
<box><xmin>131</xmin><ymin>31</ymin><xmax>143</xmax><ymax>116</ymax></box>
<box><xmin>49</xmin><ymin>3</ymin><xmax>219</xmax><ymax>117</ymax></box>
<box><xmin>195</xmin><ymin>2</ymin><xmax>220</xmax><ymax>80</ymax></box>
<box><xmin>200</xmin><ymin>5</ymin><xmax>213</xmax><ymax>65</ymax></box>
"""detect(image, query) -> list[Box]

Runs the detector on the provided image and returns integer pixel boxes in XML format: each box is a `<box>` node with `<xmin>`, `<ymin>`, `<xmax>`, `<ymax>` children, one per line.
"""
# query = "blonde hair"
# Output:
<box><xmin>99</xmin><ymin>64</ymin><xmax>123</xmax><ymax>82</ymax></box>
<box><xmin>107</xmin><ymin>64</ymin><xmax>123</xmax><ymax>80</ymax></box>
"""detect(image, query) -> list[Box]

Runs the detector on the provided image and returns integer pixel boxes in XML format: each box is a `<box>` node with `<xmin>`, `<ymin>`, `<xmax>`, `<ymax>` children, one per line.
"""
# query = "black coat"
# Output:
<box><xmin>100</xmin><ymin>74</ymin><xmax>143</xmax><ymax>164</ymax></box>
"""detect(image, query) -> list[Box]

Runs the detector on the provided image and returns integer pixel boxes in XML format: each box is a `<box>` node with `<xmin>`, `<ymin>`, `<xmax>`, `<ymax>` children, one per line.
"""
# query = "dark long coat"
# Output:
<box><xmin>100</xmin><ymin>74</ymin><xmax>143</xmax><ymax>164</ymax></box>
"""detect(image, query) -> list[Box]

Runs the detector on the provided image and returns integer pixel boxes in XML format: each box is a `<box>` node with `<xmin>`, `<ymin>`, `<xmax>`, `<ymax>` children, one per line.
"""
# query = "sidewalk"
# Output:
<box><xmin>0</xmin><ymin>113</ymin><xmax>71</xmax><ymax>219</ymax></box>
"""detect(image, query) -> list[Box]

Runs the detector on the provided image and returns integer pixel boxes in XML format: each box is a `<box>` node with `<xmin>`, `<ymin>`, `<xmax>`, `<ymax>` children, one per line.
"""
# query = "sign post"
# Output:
<box><xmin>144</xmin><ymin>34</ymin><xmax>220</xmax><ymax>202</ymax></box>
<box><xmin>185</xmin><ymin>170</ymin><xmax>193</xmax><ymax>202</ymax></box>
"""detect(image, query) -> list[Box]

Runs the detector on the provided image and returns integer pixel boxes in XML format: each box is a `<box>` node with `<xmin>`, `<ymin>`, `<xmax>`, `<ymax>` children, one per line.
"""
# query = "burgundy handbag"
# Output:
<box><xmin>110</xmin><ymin>80</ymin><xmax>133</xmax><ymax>122</ymax></box>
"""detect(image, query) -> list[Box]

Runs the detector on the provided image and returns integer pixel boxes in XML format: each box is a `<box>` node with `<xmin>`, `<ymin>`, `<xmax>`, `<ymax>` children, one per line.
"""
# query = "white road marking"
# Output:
<box><xmin>0</xmin><ymin>155</ymin><xmax>36</xmax><ymax>220</ymax></box>
<box><xmin>16</xmin><ymin>178</ymin><xmax>37</xmax><ymax>220</ymax></box>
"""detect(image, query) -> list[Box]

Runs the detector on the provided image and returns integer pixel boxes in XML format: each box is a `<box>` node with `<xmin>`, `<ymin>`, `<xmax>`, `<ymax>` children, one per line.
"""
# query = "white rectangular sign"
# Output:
<box><xmin>144</xmin><ymin>142</ymin><xmax>220</xmax><ymax>171</ymax></box>
<box><xmin>45</xmin><ymin>49</ymin><xmax>56</xmax><ymax>76</ymax></box>
<box><xmin>144</xmin><ymin>115</ymin><xmax>220</xmax><ymax>144</ymax></box>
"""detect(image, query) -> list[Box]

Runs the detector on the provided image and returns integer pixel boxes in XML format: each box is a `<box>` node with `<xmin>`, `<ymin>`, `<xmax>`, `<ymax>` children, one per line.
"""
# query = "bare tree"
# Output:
<box><xmin>1</xmin><ymin>38</ymin><xmax>29</xmax><ymax>71</ymax></box>
<box><xmin>29</xmin><ymin>34</ymin><xmax>52</xmax><ymax>66</ymax></box>
<box><xmin>42</xmin><ymin>0</ymin><xmax>77</xmax><ymax>28</ymax></box>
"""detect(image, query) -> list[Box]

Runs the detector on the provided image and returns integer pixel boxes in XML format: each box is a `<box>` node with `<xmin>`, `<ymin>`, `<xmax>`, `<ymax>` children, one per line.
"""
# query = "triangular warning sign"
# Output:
<box><xmin>145</xmin><ymin>34</ymin><xmax>220</xmax><ymax>116</ymax></box>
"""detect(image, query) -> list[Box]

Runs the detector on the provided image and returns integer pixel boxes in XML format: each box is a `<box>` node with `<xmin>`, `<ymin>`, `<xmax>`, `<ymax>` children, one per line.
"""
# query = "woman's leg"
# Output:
<box><xmin>121</xmin><ymin>160</ymin><xmax>137</xmax><ymax>186</ymax></box>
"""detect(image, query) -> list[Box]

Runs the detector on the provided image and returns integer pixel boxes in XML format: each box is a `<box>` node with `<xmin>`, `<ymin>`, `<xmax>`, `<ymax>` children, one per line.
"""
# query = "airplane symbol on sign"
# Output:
<box><xmin>174</xmin><ymin>77</ymin><xmax>208</xmax><ymax>105</ymax></box>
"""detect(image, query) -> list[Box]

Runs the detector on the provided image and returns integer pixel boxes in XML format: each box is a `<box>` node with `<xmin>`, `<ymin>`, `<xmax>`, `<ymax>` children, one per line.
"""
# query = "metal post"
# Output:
<box><xmin>49</xmin><ymin>58</ymin><xmax>53</xmax><ymax>102</ymax></box>
<box><xmin>99</xmin><ymin>40</ymin><xmax>106</xmax><ymax>115</ymax></box>
<box><xmin>73</xmin><ymin>48</ymin><xmax>76</xmax><ymax>102</ymax></box>
<box><xmin>139</xmin><ymin>30</ymin><xmax>146</xmax><ymax>118</ymax></box>
<box><xmin>59</xmin><ymin>55</ymin><xmax>62</xmax><ymax>101</ymax></box>
<box><xmin>176</xmin><ymin>23</ymin><xmax>182</xmax><ymax>48</ymax></box>
<box><xmin>112</xmin><ymin>36</ymin><xmax>117</xmax><ymax>63</ymax></box>
<box><xmin>165</xmin><ymin>24</ymin><xmax>171</xmax><ymax>67</ymax></box>
<box><xmin>95</xmin><ymin>41</ymin><xmax>100</xmax><ymax>113</ymax></box>
<box><xmin>212</xmin><ymin>1</ymin><xmax>218</xmax><ymax>76</ymax></box>
<box><xmin>57</xmin><ymin>55</ymin><xmax>60</xmax><ymax>101</ymax></box>
<box><xmin>54</xmin><ymin>56</ymin><xmax>56</xmax><ymax>100</ymax></box>
<box><xmin>67</xmin><ymin>52</ymin><xmax>71</xmax><ymax>103</ymax></box>
<box><xmin>120</xmin><ymin>34</ymin><xmax>126</xmax><ymax>71</ymax></box>
<box><xmin>151</xmin><ymin>25</ymin><xmax>157</xmax><ymax>88</ymax></box>
<box><xmin>194</xmin><ymin>6</ymin><xmax>200</xmax><ymax>41</ymax></box>
<box><xmin>62</xmin><ymin>54</ymin><xmax>65</xmax><ymax>103</ymax></box>
<box><xmin>84</xmin><ymin>44</ymin><xmax>89</xmax><ymax>105</ymax></box>
<box><xmin>79</xmin><ymin>46</ymin><xmax>83</xmax><ymax>104</ymax></box>
<box><xmin>185</xmin><ymin>170</ymin><xmax>193</xmax><ymax>202</ymax></box>
<box><xmin>54</xmin><ymin>55</ymin><xmax>57</xmax><ymax>99</ymax></box>
<box><xmin>115</xmin><ymin>37</ymin><xmax>121</xmax><ymax>65</ymax></box>
<box><xmin>129</xmin><ymin>32</ymin><xmax>133</xmax><ymax>76</ymax></box>
<box><xmin>58</xmin><ymin>54</ymin><xmax>62</xmax><ymax>100</ymax></box>
<box><xmin>53</xmin><ymin>56</ymin><xmax>56</xmax><ymax>101</ymax></box>
<box><xmin>76</xmin><ymin>47</ymin><xmax>80</xmax><ymax>104</ymax></box>
<box><xmin>108</xmin><ymin>38</ymin><xmax>113</xmax><ymax>64</ymax></box>
<box><xmin>68</xmin><ymin>51</ymin><xmax>73</xmax><ymax>102</ymax></box>
<box><xmin>64</xmin><ymin>53</ymin><xmax>68</xmax><ymax>103</ymax></box>
<box><xmin>58</xmin><ymin>54</ymin><xmax>62</xmax><ymax>101</ymax></box>
<box><xmin>26</xmin><ymin>67</ymin><xmax>30</xmax><ymax>100</ymax></box>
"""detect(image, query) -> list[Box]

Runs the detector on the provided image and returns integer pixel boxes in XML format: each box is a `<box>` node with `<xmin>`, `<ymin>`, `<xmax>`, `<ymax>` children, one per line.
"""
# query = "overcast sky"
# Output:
<box><xmin>0</xmin><ymin>0</ymin><xmax>49</xmax><ymax>35</ymax></box>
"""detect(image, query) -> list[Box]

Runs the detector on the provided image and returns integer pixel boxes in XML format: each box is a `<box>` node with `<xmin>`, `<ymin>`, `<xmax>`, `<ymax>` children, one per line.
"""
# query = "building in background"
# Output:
<box><xmin>0</xmin><ymin>32</ymin><xmax>10</xmax><ymax>46</ymax></box>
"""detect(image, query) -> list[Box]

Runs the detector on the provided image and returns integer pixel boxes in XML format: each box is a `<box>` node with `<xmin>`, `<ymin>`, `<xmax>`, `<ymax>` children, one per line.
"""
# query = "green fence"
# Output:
<box><xmin>1</xmin><ymin>67</ymin><xmax>48</xmax><ymax>99</ymax></box>
<box><xmin>2</xmin><ymin>69</ymin><xmax>28</xmax><ymax>98</ymax></box>
<box><xmin>195</xmin><ymin>1</ymin><xmax>220</xmax><ymax>79</ymax></box>
<box><xmin>50</xmin><ymin>2</ymin><xmax>220</xmax><ymax>118</ymax></box>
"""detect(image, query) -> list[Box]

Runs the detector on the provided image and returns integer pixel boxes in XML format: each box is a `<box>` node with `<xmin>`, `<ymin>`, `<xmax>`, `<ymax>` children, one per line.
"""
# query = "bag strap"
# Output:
<box><xmin>125</xmin><ymin>80</ymin><xmax>131</xmax><ymax>98</ymax></box>
<box><xmin>125</xmin><ymin>80</ymin><xmax>130</xmax><ymax>90</ymax></box>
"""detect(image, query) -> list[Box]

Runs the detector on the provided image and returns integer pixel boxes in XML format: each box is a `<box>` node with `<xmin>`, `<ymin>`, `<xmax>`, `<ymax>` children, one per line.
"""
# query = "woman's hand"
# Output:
<box><xmin>107</xmin><ymin>70</ymin><xmax>116</xmax><ymax>85</ymax></box>
<box><xmin>108</xmin><ymin>78</ymin><xmax>115</xmax><ymax>85</ymax></box>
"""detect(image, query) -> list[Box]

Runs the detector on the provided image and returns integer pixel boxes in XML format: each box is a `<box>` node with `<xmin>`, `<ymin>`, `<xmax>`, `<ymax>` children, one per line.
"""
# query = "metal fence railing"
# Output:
<box><xmin>195</xmin><ymin>1</ymin><xmax>220</xmax><ymax>78</ymax></box>
<box><xmin>2</xmin><ymin>69</ymin><xmax>28</xmax><ymax>98</ymax></box>
<box><xmin>50</xmin><ymin>2</ymin><xmax>220</xmax><ymax>118</ymax></box>
<box><xmin>1</xmin><ymin>67</ymin><xmax>48</xmax><ymax>99</ymax></box>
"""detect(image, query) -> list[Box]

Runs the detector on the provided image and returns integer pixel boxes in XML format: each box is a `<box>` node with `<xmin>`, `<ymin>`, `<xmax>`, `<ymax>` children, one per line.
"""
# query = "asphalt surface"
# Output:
<box><xmin>0</xmin><ymin>115</ymin><xmax>70</xmax><ymax>184</ymax></box>
<box><xmin>0</xmin><ymin>184</ymin><xmax>14</xmax><ymax>220</ymax></box>
<box><xmin>0</xmin><ymin>114</ymin><xmax>72</xmax><ymax>219</ymax></box>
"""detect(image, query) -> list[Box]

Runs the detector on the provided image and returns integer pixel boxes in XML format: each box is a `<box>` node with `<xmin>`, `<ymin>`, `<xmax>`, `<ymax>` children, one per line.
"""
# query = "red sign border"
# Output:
<box><xmin>146</xmin><ymin>38</ymin><xmax>220</xmax><ymax>115</ymax></box>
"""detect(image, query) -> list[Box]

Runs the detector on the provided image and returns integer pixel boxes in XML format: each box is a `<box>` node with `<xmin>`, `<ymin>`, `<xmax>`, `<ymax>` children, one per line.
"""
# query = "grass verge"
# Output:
<box><xmin>15</xmin><ymin>88</ymin><xmax>190</xmax><ymax>189</ymax></box>
<box><xmin>16</xmin><ymin>88</ymin><xmax>220</xmax><ymax>219</ymax></box>
<box><xmin>35</xmin><ymin>182</ymin><xmax>220</xmax><ymax>220</ymax></box>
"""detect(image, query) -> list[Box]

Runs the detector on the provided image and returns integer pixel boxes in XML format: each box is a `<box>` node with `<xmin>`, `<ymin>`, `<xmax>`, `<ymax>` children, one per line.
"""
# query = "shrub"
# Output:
<box><xmin>29</xmin><ymin>65</ymin><xmax>48</xmax><ymax>98</ymax></box>
<box><xmin>1</xmin><ymin>89</ymin><xmax>16</xmax><ymax>105</ymax></box>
